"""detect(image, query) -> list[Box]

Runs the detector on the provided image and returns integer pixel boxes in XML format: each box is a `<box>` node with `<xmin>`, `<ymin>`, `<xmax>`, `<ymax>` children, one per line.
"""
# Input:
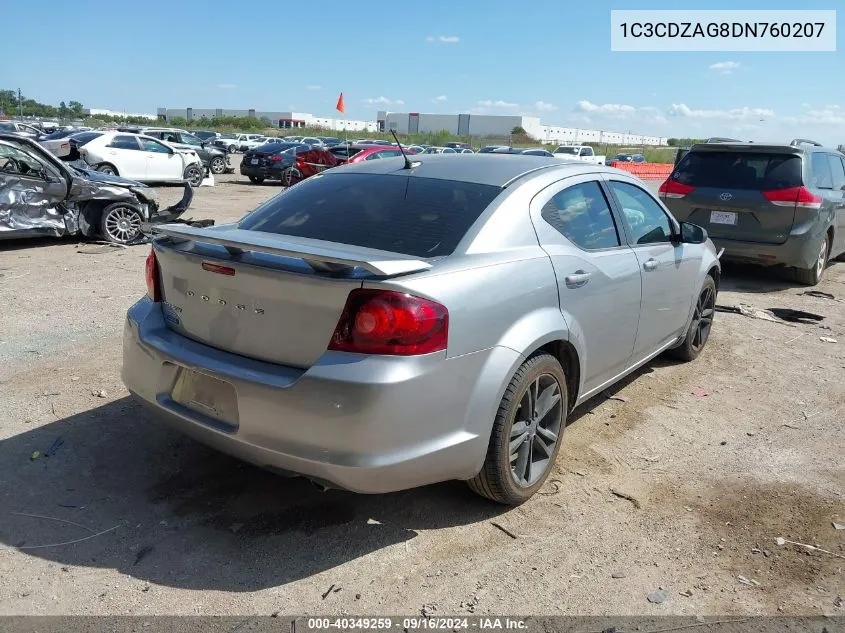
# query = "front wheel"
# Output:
<box><xmin>794</xmin><ymin>234</ymin><xmax>829</xmax><ymax>286</ymax></box>
<box><xmin>666</xmin><ymin>275</ymin><xmax>716</xmax><ymax>362</ymax></box>
<box><xmin>468</xmin><ymin>352</ymin><xmax>568</xmax><ymax>505</ymax></box>
<box><xmin>99</xmin><ymin>203</ymin><xmax>144</xmax><ymax>244</ymax></box>
<box><xmin>209</xmin><ymin>156</ymin><xmax>226</xmax><ymax>174</ymax></box>
<box><xmin>96</xmin><ymin>163</ymin><xmax>118</xmax><ymax>175</ymax></box>
<box><xmin>185</xmin><ymin>165</ymin><xmax>203</xmax><ymax>188</ymax></box>
<box><xmin>228</xmin><ymin>144</ymin><xmax>237</xmax><ymax>153</ymax></box>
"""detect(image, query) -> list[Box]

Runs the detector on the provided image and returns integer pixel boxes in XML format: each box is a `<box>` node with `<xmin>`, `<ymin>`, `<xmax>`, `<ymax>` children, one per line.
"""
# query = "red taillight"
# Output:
<box><xmin>762</xmin><ymin>186</ymin><xmax>822</xmax><ymax>209</ymax></box>
<box><xmin>295</xmin><ymin>158</ymin><xmax>306</xmax><ymax>169</ymax></box>
<box><xmin>270</xmin><ymin>155</ymin><xmax>282</xmax><ymax>161</ymax></box>
<box><xmin>145</xmin><ymin>249</ymin><xmax>161</xmax><ymax>302</ymax></box>
<box><xmin>328</xmin><ymin>289</ymin><xmax>448</xmax><ymax>356</ymax></box>
<box><xmin>201</xmin><ymin>262</ymin><xmax>236</xmax><ymax>276</ymax></box>
<box><xmin>658</xmin><ymin>179</ymin><xmax>695</xmax><ymax>199</ymax></box>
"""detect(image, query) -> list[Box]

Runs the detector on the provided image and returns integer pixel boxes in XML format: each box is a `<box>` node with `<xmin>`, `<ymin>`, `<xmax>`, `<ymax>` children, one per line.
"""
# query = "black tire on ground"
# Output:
<box><xmin>185</xmin><ymin>165</ymin><xmax>203</xmax><ymax>188</ymax></box>
<box><xmin>794</xmin><ymin>234</ymin><xmax>829</xmax><ymax>285</ymax></box>
<box><xmin>468</xmin><ymin>352</ymin><xmax>568</xmax><ymax>505</ymax></box>
<box><xmin>96</xmin><ymin>163</ymin><xmax>118</xmax><ymax>175</ymax></box>
<box><xmin>248</xmin><ymin>175</ymin><xmax>265</xmax><ymax>184</ymax></box>
<box><xmin>98</xmin><ymin>203</ymin><xmax>144</xmax><ymax>245</ymax></box>
<box><xmin>209</xmin><ymin>156</ymin><xmax>226</xmax><ymax>174</ymax></box>
<box><xmin>228</xmin><ymin>144</ymin><xmax>237</xmax><ymax>153</ymax></box>
<box><xmin>666</xmin><ymin>275</ymin><xmax>717</xmax><ymax>362</ymax></box>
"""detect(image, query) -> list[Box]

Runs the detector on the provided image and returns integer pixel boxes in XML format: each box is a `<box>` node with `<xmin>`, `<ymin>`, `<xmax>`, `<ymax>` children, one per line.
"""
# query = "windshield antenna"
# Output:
<box><xmin>390</xmin><ymin>129</ymin><xmax>414</xmax><ymax>169</ymax></box>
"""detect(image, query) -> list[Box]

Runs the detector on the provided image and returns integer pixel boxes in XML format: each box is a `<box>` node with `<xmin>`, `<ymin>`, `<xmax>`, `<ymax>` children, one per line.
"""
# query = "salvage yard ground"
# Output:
<box><xmin>0</xmin><ymin>156</ymin><xmax>843</xmax><ymax>616</ymax></box>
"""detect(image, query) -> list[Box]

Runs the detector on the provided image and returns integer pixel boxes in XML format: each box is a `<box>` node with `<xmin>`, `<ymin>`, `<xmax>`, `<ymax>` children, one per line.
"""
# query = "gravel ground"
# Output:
<box><xmin>0</xmin><ymin>157</ymin><xmax>843</xmax><ymax>616</ymax></box>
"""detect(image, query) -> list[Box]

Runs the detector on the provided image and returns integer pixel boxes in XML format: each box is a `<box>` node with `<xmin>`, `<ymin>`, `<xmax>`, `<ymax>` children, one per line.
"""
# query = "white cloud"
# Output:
<box><xmin>534</xmin><ymin>100</ymin><xmax>557</xmax><ymax>112</ymax></box>
<box><xmin>363</xmin><ymin>96</ymin><xmax>404</xmax><ymax>106</ymax></box>
<box><xmin>801</xmin><ymin>103</ymin><xmax>812</xmax><ymax>109</ymax></box>
<box><xmin>477</xmin><ymin>99</ymin><xmax>518</xmax><ymax>109</ymax></box>
<box><xmin>668</xmin><ymin>103</ymin><xmax>774</xmax><ymax>119</ymax></box>
<box><xmin>575</xmin><ymin>100</ymin><xmax>636</xmax><ymax>116</ymax></box>
<box><xmin>799</xmin><ymin>108</ymin><xmax>845</xmax><ymax>125</ymax></box>
<box><xmin>432</xmin><ymin>95</ymin><xmax>447</xmax><ymax>103</ymax></box>
<box><xmin>708</xmin><ymin>61</ymin><xmax>741</xmax><ymax>73</ymax></box>
<box><xmin>426</xmin><ymin>35</ymin><xmax>460</xmax><ymax>43</ymax></box>
<box><xmin>217</xmin><ymin>83</ymin><xmax>236</xmax><ymax>89</ymax></box>
<box><xmin>305</xmin><ymin>85</ymin><xmax>322</xmax><ymax>91</ymax></box>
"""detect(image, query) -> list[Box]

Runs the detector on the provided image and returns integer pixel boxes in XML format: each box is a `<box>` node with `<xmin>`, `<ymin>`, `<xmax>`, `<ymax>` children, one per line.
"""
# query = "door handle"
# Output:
<box><xmin>564</xmin><ymin>270</ymin><xmax>591</xmax><ymax>288</ymax></box>
<box><xmin>643</xmin><ymin>258</ymin><xmax>658</xmax><ymax>271</ymax></box>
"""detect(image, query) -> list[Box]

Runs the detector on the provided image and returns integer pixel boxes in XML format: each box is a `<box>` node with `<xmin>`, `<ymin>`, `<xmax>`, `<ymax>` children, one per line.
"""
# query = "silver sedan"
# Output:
<box><xmin>123</xmin><ymin>155</ymin><xmax>720</xmax><ymax>504</ymax></box>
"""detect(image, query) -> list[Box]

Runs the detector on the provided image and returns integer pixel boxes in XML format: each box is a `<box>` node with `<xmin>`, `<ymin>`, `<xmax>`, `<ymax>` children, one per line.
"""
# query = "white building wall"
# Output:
<box><xmin>417</xmin><ymin>114</ymin><xmax>459</xmax><ymax>134</ymax></box>
<box><xmin>467</xmin><ymin>115</ymin><xmax>523</xmax><ymax>137</ymax></box>
<box><xmin>86</xmin><ymin>108</ymin><xmax>157</xmax><ymax>120</ymax></box>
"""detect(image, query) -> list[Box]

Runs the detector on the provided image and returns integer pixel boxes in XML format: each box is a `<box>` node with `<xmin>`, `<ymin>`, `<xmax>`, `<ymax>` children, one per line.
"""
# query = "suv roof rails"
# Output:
<box><xmin>790</xmin><ymin>138</ymin><xmax>823</xmax><ymax>147</ymax></box>
<box><xmin>704</xmin><ymin>137</ymin><xmax>741</xmax><ymax>143</ymax></box>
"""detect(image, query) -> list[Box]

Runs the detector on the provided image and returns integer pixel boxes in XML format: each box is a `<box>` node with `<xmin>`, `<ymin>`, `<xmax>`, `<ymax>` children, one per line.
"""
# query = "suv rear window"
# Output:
<box><xmin>69</xmin><ymin>131</ymin><xmax>103</xmax><ymax>146</ymax></box>
<box><xmin>674</xmin><ymin>151</ymin><xmax>803</xmax><ymax>190</ymax></box>
<box><xmin>239</xmin><ymin>173</ymin><xmax>501</xmax><ymax>258</ymax></box>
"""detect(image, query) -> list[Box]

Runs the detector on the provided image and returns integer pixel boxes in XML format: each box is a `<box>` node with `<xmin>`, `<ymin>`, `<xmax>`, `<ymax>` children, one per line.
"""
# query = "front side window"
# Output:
<box><xmin>609</xmin><ymin>181</ymin><xmax>673</xmax><ymax>245</ymax></box>
<box><xmin>140</xmin><ymin>138</ymin><xmax>170</xmax><ymax>153</ymax></box>
<box><xmin>540</xmin><ymin>181</ymin><xmax>621</xmax><ymax>250</ymax></box>
<box><xmin>827</xmin><ymin>155</ymin><xmax>845</xmax><ymax>190</ymax></box>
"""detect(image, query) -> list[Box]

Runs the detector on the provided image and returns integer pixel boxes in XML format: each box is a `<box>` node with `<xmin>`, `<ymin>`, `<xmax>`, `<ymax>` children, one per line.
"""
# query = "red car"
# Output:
<box><xmin>241</xmin><ymin>141</ymin><xmax>340</xmax><ymax>185</ymax></box>
<box><xmin>328</xmin><ymin>143</ymin><xmax>417</xmax><ymax>165</ymax></box>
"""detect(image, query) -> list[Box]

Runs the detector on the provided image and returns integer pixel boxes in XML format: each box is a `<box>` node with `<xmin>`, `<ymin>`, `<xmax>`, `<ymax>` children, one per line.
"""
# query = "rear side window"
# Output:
<box><xmin>70</xmin><ymin>131</ymin><xmax>103</xmax><ymax>146</ymax></box>
<box><xmin>238</xmin><ymin>173</ymin><xmax>501</xmax><ymax>257</ymax></box>
<box><xmin>674</xmin><ymin>151</ymin><xmax>803</xmax><ymax>190</ymax></box>
<box><xmin>108</xmin><ymin>135</ymin><xmax>141</xmax><ymax>150</ymax></box>
<box><xmin>541</xmin><ymin>181</ymin><xmax>620</xmax><ymax>250</ymax></box>
<box><xmin>810</xmin><ymin>153</ymin><xmax>834</xmax><ymax>189</ymax></box>
<box><xmin>828</xmin><ymin>155</ymin><xmax>845</xmax><ymax>190</ymax></box>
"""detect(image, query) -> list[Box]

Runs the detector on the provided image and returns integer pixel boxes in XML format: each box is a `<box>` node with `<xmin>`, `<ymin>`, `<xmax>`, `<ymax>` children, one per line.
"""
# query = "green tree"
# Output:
<box><xmin>511</xmin><ymin>126</ymin><xmax>527</xmax><ymax>135</ymax></box>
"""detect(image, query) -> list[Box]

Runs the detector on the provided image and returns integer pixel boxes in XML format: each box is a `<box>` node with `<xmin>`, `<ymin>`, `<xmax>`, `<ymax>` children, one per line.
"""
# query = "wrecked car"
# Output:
<box><xmin>0</xmin><ymin>134</ymin><xmax>192</xmax><ymax>245</ymax></box>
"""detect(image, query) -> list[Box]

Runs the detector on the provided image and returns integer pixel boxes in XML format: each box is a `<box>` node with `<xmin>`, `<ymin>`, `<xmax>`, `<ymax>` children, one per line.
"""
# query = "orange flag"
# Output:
<box><xmin>336</xmin><ymin>92</ymin><xmax>345</xmax><ymax>114</ymax></box>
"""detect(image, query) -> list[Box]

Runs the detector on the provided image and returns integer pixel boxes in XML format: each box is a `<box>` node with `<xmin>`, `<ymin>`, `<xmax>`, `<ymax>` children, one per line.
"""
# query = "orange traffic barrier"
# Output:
<box><xmin>608</xmin><ymin>162</ymin><xmax>674</xmax><ymax>180</ymax></box>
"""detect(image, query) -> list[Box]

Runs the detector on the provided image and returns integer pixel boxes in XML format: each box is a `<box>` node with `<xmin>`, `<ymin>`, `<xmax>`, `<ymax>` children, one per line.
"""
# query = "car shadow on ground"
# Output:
<box><xmin>0</xmin><ymin>397</ymin><xmax>505</xmax><ymax>592</ymax></box>
<box><xmin>717</xmin><ymin>260</ymin><xmax>843</xmax><ymax>294</ymax></box>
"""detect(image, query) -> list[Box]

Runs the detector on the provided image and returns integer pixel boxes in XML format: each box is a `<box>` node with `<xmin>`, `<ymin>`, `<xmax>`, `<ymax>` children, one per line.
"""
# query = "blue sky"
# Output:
<box><xmin>4</xmin><ymin>0</ymin><xmax>843</xmax><ymax>142</ymax></box>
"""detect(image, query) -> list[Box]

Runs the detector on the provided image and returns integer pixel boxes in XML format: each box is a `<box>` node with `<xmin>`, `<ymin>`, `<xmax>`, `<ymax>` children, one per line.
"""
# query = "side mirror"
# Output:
<box><xmin>677</xmin><ymin>221</ymin><xmax>708</xmax><ymax>244</ymax></box>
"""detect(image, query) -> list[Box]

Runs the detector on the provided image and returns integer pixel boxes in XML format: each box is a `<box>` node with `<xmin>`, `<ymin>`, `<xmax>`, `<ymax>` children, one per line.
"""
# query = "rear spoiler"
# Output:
<box><xmin>150</xmin><ymin>224</ymin><xmax>433</xmax><ymax>276</ymax></box>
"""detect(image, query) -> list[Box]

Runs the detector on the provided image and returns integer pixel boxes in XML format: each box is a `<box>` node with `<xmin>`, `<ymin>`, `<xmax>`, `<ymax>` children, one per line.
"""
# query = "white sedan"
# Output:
<box><xmin>77</xmin><ymin>131</ymin><xmax>204</xmax><ymax>186</ymax></box>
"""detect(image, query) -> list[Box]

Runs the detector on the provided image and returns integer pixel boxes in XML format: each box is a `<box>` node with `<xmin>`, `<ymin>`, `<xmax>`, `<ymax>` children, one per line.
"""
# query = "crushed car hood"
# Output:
<box><xmin>69</xmin><ymin>165</ymin><xmax>146</xmax><ymax>188</ymax></box>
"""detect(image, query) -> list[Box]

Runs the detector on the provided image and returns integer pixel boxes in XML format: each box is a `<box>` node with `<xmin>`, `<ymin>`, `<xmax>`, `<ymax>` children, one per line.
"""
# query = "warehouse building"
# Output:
<box><xmin>156</xmin><ymin>107</ymin><xmax>377</xmax><ymax>132</ymax></box>
<box><xmin>377</xmin><ymin>111</ymin><xmax>668</xmax><ymax>146</ymax></box>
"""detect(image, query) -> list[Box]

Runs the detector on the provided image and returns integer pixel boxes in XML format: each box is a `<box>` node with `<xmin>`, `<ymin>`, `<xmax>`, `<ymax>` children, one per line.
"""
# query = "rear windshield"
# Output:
<box><xmin>69</xmin><ymin>131</ymin><xmax>103</xmax><ymax>146</ymax></box>
<box><xmin>555</xmin><ymin>147</ymin><xmax>578</xmax><ymax>155</ymax></box>
<box><xmin>673</xmin><ymin>151</ymin><xmax>803</xmax><ymax>190</ymax></box>
<box><xmin>329</xmin><ymin>146</ymin><xmax>362</xmax><ymax>158</ymax></box>
<box><xmin>238</xmin><ymin>173</ymin><xmax>501</xmax><ymax>258</ymax></box>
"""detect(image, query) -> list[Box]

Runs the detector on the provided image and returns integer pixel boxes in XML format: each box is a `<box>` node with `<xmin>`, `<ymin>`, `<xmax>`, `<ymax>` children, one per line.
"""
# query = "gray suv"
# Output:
<box><xmin>660</xmin><ymin>139</ymin><xmax>845</xmax><ymax>285</ymax></box>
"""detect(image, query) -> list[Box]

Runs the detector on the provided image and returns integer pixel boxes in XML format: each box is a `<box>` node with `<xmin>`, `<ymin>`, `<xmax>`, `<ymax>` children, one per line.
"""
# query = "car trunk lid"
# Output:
<box><xmin>150</xmin><ymin>224</ymin><xmax>433</xmax><ymax>368</ymax></box>
<box><xmin>662</xmin><ymin>146</ymin><xmax>804</xmax><ymax>245</ymax></box>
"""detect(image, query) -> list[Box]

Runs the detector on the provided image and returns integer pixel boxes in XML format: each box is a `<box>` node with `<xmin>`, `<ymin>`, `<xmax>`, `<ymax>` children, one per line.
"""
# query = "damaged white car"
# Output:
<box><xmin>0</xmin><ymin>134</ymin><xmax>192</xmax><ymax>244</ymax></box>
<box><xmin>69</xmin><ymin>131</ymin><xmax>206</xmax><ymax>188</ymax></box>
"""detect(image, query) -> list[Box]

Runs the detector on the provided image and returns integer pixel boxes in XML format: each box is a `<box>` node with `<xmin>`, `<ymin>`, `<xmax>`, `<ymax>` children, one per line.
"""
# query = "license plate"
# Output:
<box><xmin>710</xmin><ymin>210</ymin><xmax>737</xmax><ymax>225</ymax></box>
<box><xmin>171</xmin><ymin>368</ymin><xmax>239</xmax><ymax>427</ymax></box>
<box><xmin>250</xmin><ymin>158</ymin><xmax>259</xmax><ymax>165</ymax></box>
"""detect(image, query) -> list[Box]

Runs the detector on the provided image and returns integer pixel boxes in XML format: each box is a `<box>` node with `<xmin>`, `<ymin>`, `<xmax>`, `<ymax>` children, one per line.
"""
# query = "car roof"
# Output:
<box><xmin>330</xmin><ymin>153</ymin><xmax>608</xmax><ymax>187</ymax></box>
<box><xmin>688</xmin><ymin>141</ymin><xmax>843</xmax><ymax>155</ymax></box>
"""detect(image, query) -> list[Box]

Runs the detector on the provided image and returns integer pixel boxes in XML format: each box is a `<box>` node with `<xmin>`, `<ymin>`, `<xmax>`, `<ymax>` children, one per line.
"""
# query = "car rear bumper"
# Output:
<box><xmin>713</xmin><ymin>224</ymin><xmax>827</xmax><ymax>269</ymax></box>
<box><xmin>239</xmin><ymin>165</ymin><xmax>286</xmax><ymax>180</ymax></box>
<box><xmin>122</xmin><ymin>299</ymin><xmax>515</xmax><ymax>493</ymax></box>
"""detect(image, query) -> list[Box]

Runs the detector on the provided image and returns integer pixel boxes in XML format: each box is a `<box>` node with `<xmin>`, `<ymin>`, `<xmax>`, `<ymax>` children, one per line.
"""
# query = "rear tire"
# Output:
<box><xmin>228</xmin><ymin>144</ymin><xmax>237</xmax><ymax>153</ymax></box>
<box><xmin>666</xmin><ymin>275</ymin><xmax>717</xmax><ymax>362</ymax></box>
<box><xmin>468</xmin><ymin>352</ymin><xmax>568</xmax><ymax>505</ymax></box>
<box><xmin>96</xmin><ymin>163</ymin><xmax>118</xmax><ymax>176</ymax></box>
<box><xmin>248</xmin><ymin>175</ymin><xmax>264</xmax><ymax>184</ymax></box>
<box><xmin>794</xmin><ymin>234</ymin><xmax>829</xmax><ymax>286</ymax></box>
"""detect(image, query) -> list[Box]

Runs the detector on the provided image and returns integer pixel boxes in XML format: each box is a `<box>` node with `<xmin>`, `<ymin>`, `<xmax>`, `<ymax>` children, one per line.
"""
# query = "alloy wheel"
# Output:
<box><xmin>509</xmin><ymin>374</ymin><xmax>563</xmax><ymax>487</ymax></box>
<box><xmin>690</xmin><ymin>283</ymin><xmax>716</xmax><ymax>351</ymax></box>
<box><xmin>102</xmin><ymin>206</ymin><xmax>142</xmax><ymax>244</ymax></box>
<box><xmin>816</xmin><ymin>236</ymin><xmax>828</xmax><ymax>280</ymax></box>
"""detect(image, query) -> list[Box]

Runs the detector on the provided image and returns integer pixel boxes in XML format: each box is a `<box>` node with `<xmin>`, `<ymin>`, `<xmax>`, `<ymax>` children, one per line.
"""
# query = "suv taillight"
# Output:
<box><xmin>658</xmin><ymin>179</ymin><xmax>695</xmax><ymax>199</ymax></box>
<box><xmin>762</xmin><ymin>186</ymin><xmax>823</xmax><ymax>209</ymax></box>
<box><xmin>145</xmin><ymin>249</ymin><xmax>162</xmax><ymax>302</ymax></box>
<box><xmin>328</xmin><ymin>289</ymin><xmax>448</xmax><ymax>356</ymax></box>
